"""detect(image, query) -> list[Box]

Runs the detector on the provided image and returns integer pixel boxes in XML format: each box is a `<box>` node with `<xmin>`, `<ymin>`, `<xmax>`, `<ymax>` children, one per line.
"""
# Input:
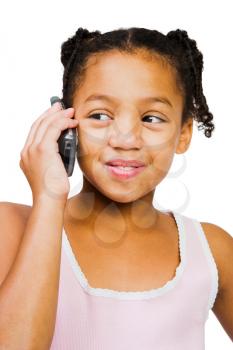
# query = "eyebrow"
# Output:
<box><xmin>84</xmin><ymin>94</ymin><xmax>173</xmax><ymax>108</ymax></box>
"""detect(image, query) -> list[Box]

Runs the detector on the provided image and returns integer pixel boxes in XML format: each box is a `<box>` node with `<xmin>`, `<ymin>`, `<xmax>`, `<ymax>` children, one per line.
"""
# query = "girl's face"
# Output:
<box><xmin>73</xmin><ymin>50</ymin><xmax>192</xmax><ymax>203</ymax></box>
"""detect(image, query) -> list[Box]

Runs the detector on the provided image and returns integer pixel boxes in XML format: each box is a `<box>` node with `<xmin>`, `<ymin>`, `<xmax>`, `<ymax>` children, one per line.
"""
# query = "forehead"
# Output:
<box><xmin>74</xmin><ymin>50</ymin><xmax>183</xmax><ymax>108</ymax></box>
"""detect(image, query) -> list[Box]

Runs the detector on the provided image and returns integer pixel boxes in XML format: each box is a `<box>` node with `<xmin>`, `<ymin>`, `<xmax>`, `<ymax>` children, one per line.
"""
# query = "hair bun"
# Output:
<box><xmin>167</xmin><ymin>29</ymin><xmax>203</xmax><ymax>67</ymax></box>
<box><xmin>61</xmin><ymin>27</ymin><xmax>101</xmax><ymax>68</ymax></box>
<box><xmin>167</xmin><ymin>29</ymin><xmax>188</xmax><ymax>41</ymax></box>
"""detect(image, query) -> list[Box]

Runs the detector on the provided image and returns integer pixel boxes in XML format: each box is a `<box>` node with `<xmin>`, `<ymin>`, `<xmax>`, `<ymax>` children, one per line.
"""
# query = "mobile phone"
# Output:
<box><xmin>50</xmin><ymin>96</ymin><xmax>77</xmax><ymax>177</ymax></box>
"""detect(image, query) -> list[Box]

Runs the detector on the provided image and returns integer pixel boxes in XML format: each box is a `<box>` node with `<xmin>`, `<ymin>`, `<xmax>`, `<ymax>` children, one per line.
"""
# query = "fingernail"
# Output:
<box><xmin>64</xmin><ymin>108</ymin><xmax>74</xmax><ymax>115</ymax></box>
<box><xmin>53</xmin><ymin>102</ymin><xmax>62</xmax><ymax>109</ymax></box>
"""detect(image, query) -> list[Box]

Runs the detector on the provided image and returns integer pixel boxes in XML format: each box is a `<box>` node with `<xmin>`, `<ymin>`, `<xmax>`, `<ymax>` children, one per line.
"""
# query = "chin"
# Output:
<box><xmin>100</xmin><ymin>187</ymin><xmax>142</xmax><ymax>203</ymax></box>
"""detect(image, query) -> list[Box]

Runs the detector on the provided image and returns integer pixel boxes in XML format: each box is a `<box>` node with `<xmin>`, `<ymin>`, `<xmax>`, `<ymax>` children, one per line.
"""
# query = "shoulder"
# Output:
<box><xmin>200</xmin><ymin>221</ymin><xmax>233</xmax><ymax>340</ymax></box>
<box><xmin>0</xmin><ymin>201</ymin><xmax>32</xmax><ymax>224</ymax></box>
<box><xmin>0</xmin><ymin>201</ymin><xmax>32</xmax><ymax>285</ymax></box>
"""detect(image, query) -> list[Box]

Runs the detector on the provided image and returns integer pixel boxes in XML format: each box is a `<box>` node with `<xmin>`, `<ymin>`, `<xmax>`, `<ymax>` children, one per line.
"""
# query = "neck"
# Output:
<box><xmin>68</xmin><ymin>176</ymin><xmax>160</xmax><ymax>235</ymax></box>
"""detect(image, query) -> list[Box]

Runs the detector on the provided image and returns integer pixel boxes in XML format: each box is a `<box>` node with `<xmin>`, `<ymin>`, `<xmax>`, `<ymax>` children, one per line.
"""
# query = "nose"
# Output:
<box><xmin>108</xmin><ymin>116</ymin><xmax>143</xmax><ymax>150</ymax></box>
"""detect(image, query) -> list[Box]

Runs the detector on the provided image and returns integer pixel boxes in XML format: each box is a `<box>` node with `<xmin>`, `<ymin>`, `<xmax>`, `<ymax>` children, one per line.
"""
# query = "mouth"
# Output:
<box><xmin>105</xmin><ymin>159</ymin><xmax>145</xmax><ymax>167</ymax></box>
<box><xmin>104</xmin><ymin>164</ymin><xmax>146</xmax><ymax>180</ymax></box>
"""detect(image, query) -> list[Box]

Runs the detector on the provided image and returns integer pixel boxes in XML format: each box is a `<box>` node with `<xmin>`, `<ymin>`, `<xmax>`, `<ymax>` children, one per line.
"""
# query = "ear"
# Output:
<box><xmin>175</xmin><ymin>117</ymin><xmax>193</xmax><ymax>154</ymax></box>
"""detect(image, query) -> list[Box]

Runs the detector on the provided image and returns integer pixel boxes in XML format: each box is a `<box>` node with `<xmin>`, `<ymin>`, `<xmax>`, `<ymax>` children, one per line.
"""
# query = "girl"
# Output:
<box><xmin>0</xmin><ymin>27</ymin><xmax>232</xmax><ymax>349</ymax></box>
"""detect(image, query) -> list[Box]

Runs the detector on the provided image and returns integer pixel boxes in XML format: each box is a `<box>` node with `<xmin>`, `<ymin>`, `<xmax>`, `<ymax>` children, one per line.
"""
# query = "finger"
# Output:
<box><xmin>32</xmin><ymin>117</ymin><xmax>78</xmax><ymax>153</ymax></box>
<box><xmin>21</xmin><ymin>103</ymin><xmax>65</xmax><ymax>152</ymax></box>
<box><xmin>31</xmin><ymin>108</ymin><xmax>75</xmax><ymax>145</ymax></box>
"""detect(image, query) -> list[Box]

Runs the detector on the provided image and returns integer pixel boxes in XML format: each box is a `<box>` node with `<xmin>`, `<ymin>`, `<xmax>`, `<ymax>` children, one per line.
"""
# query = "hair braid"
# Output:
<box><xmin>166</xmin><ymin>29</ymin><xmax>215</xmax><ymax>137</ymax></box>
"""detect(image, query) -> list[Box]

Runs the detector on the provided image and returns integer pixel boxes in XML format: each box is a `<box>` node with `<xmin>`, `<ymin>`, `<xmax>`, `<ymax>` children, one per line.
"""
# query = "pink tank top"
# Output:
<box><xmin>50</xmin><ymin>210</ymin><xmax>219</xmax><ymax>350</ymax></box>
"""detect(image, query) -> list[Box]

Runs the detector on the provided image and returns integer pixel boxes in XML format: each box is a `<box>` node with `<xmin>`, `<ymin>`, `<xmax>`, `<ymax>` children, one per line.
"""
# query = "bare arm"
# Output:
<box><xmin>202</xmin><ymin>222</ymin><xmax>233</xmax><ymax>342</ymax></box>
<box><xmin>211</xmin><ymin>224</ymin><xmax>233</xmax><ymax>342</ymax></box>
<box><xmin>0</xmin><ymin>197</ymin><xmax>66</xmax><ymax>349</ymax></box>
<box><xmin>0</xmin><ymin>99</ymin><xmax>78</xmax><ymax>349</ymax></box>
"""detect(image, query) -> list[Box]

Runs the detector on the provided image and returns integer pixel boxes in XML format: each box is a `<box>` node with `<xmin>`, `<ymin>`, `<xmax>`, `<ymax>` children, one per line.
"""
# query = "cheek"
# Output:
<box><xmin>77</xmin><ymin>120</ymin><xmax>108</xmax><ymax>155</ymax></box>
<box><xmin>152</xmin><ymin>149</ymin><xmax>174</xmax><ymax>179</ymax></box>
<box><xmin>146</xmin><ymin>133</ymin><xmax>177</xmax><ymax>181</ymax></box>
<box><xmin>144</xmin><ymin>123</ymin><xmax>177</xmax><ymax>160</ymax></box>
<box><xmin>150</xmin><ymin>123</ymin><xmax>178</xmax><ymax>152</ymax></box>
<box><xmin>76</xmin><ymin>126</ymin><xmax>107</xmax><ymax>178</ymax></box>
<box><xmin>144</xmin><ymin>121</ymin><xmax>178</xmax><ymax>152</ymax></box>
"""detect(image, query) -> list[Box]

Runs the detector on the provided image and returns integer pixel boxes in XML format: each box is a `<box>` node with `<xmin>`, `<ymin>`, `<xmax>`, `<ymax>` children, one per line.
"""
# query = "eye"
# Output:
<box><xmin>88</xmin><ymin>113</ymin><xmax>166</xmax><ymax>123</ymax></box>
<box><xmin>88</xmin><ymin>113</ymin><xmax>111</xmax><ymax>121</ymax></box>
<box><xmin>142</xmin><ymin>115</ymin><xmax>165</xmax><ymax>123</ymax></box>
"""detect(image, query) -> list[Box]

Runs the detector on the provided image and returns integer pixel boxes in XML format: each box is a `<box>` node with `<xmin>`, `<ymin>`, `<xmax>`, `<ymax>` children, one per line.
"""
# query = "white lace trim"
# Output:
<box><xmin>62</xmin><ymin>210</ymin><xmax>186</xmax><ymax>300</ymax></box>
<box><xmin>193</xmin><ymin>220</ymin><xmax>219</xmax><ymax>319</ymax></box>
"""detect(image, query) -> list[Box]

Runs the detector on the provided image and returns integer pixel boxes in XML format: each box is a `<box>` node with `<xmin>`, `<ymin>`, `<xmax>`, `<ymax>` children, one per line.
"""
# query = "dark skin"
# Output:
<box><xmin>64</xmin><ymin>49</ymin><xmax>193</xmax><ymax>249</ymax></box>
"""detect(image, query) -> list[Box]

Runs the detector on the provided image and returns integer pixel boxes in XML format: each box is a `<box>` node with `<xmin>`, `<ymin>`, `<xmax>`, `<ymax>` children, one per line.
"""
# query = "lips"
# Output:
<box><xmin>105</xmin><ymin>164</ymin><xmax>146</xmax><ymax>180</ymax></box>
<box><xmin>105</xmin><ymin>158</ymin><xmax>145</xmax><ymax>167</ymax></box>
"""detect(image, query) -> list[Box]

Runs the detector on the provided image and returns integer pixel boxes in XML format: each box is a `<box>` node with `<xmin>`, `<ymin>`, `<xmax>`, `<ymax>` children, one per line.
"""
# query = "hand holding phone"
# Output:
<box><xmin>50</xmin><ymin>96</ymin><xmax>77</xmax><ymax>177</ymax></box>
<box><xmin>19</xmin><ymin>100</ymin><xmax>78</xmax><ymax>202</ymax></box>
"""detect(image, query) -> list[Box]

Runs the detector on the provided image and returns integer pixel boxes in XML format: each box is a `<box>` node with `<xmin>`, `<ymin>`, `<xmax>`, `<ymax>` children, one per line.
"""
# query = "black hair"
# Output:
<box><xmin>60</xmin><ymin>27</ymin><xmax>215</xmax><ymax>138</ymax></box>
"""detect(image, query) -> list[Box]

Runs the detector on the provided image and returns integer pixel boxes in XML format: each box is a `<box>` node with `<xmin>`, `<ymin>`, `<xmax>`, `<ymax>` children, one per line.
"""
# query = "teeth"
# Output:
<box><xmin>112</xmin><ymin>166</ymin><xmax>135</xmax><ymax>170</ymax></box>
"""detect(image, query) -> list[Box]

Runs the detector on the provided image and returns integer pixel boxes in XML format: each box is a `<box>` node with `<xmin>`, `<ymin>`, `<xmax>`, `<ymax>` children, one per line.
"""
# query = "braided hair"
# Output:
<box><xmin>60</xmin><ymin>27</ymin><xmax>215</xmax><ymax>138</ymax></box>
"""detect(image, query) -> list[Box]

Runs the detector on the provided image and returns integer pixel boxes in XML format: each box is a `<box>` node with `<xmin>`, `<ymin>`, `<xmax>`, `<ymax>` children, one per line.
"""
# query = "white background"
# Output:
<box><xmin>0</xmin><ymin>0</ymin><xmax>232</xmax><ymax>348</ymax></box>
